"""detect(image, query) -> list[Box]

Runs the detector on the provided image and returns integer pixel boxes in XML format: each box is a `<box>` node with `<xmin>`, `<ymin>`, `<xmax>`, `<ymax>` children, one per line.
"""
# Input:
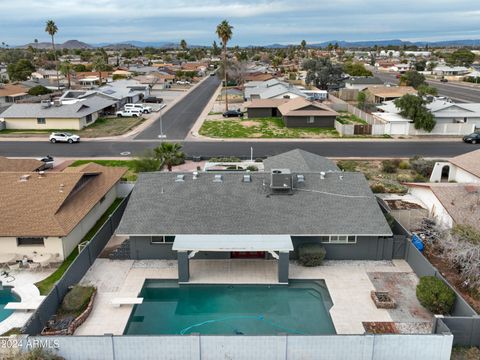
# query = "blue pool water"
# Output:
<box><xmin>124</xmin><ymin>280</ymin><xmax>336</xmax><ymax>335</ymax></box>
<box><xmin>0</xmin><ymin>287</ymin><xmax>20</xmax><ymax>322</ymax></box>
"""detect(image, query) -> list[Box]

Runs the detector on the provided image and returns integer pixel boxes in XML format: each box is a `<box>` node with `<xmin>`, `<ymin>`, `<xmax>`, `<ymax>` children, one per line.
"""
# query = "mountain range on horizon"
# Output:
<box><xmin>15</xmin><ymin>38</ymin><xmax>480</xmax><ymax>50</ymax></box>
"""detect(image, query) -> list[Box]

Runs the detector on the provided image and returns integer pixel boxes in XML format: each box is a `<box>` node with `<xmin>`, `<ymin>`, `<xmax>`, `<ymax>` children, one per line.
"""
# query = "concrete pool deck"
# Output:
<box><xmin>76</xmin><ymin>259</ymin><xmax>430</xmax><ymax>336</ymax></box>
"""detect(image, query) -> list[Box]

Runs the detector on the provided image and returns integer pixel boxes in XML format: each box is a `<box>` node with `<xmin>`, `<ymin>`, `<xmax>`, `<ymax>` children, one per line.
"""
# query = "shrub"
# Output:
<box><xmin>210</xmin><ymin>156</ymin><xmax>241</xmax><ymax>162</ymax></box>
<box><xmin>397</xmin><ymin>174</ymin><xmax>413</xmax><ymax>182</ymax></box>
<box><xmin>246</xmin><ymin>165</ymin><xmax>258</xmax><ymax>171</ymax></box>
<box><xmin>399</xmin><ymin>160</ymin><xmax>411</xmax><ymax>169</ymax></box>
<box><xmin>370</xmin><ymin>183</ymin><xmax>386</xmax><ymax>193</ymax></box>
<box><xmin>15</xmin><ymin>348</ymin><xmax>64</xmax><ymax>360</ymax></box>
<box><xmin>381</xmin><ymin>159</ymin><xmax>400</xmax><ymax>173</ymax></box>
<box><xmin>413</xmin><ymin>174</ymin><xmax>428</xmax><ymax>182</ymax></box>
<box><xmin>254</xmin><ymin>158</ymin><xmax>263</xmax><ymax>163</ymax></box>
<box><xmin>416</xmin><ymin>276</ymin><xmax>455</xmax><ymax>315</ymax></box>
<box><xmin>27</xmin><ymin>85</ymin><xmax>52</xmax><ymax>96</ymax></box>
<box><xmin>337</xmin><ymin>160</ymin><xmax>357</xmax><ymax>172</ymax></box>
<box><xmin>60</xmin><ymin>285</ymin><xmax>95</xmax><ymax>315</ymax></box>
<box><xmin>298</xmin><ymin>243</ymin><xmax>326</xmax><ymax>267</ymax></box>
<box><xmin>410</xmin><ymin>157</ymin><xmax>435</xmax><ymax>178</ymax></box>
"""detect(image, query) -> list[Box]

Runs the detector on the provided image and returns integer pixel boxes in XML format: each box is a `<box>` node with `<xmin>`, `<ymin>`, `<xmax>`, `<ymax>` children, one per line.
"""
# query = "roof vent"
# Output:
<box><xmin>297</xmin><ymin>174</ymin><xmax>305</xmax><ymax>183</ymax></box>
<box><xmin>19</xmin><ymin>174</ymin><xmax>30</xmax><ymax>182</ymax></box>
<box><xmin>213</xmin><ymin>174</ymin><xmax>223</xmax><ymax>183</ymax></box>
<box><xmin>320</xmin><ymin>171</ymin><xmax>326</xmax><ymax>180</ymax></box>
<box><xmin>243</xmin><ymin>174</ymin><xmax>252</xmax><ymax>183</ymax></box>
<box><xmin>53</xmin><ymin>99</ymin><xmax>62</xmax><ymax>107</ymax></box>
<box><xmin>270</xmin><ymin>169</ymin><xmax>292</xmax><ymax>190</ymax></box>
<box><xmin>193</xmin><ymin>171</ymin><xmax>199</xmax><ymax>180</ymax></box>
<box><xmin>175</xmin><ymin>174</ymin><xmax>185</xmax><ymax>182</ymax></box>
<box><xmin>41</xmin><ymin>100</ymin><xmax>51</xmax><ymax>108</ymax></box>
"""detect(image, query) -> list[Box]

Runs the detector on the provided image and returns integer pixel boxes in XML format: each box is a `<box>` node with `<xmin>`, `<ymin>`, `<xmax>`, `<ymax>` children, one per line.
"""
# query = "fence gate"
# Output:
<box><xmin>354</xmin><ymin>124</ymin><xmax>372</xmax><ymax>135</ymax></box>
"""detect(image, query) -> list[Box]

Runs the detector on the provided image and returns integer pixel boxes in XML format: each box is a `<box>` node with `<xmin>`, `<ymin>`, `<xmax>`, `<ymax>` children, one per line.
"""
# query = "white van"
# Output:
<box><xmin>124</xmin><ymin>103</ymin><xmax>152</xmax><ymax>114</ymax></box>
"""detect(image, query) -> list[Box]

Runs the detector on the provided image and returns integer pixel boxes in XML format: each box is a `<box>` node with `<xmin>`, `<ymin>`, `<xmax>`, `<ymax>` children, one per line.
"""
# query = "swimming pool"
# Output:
<box><xmin>124</xmin><ymin>280</ymin><xmax>336</xmax><ymax>335</ymax></box>
<box><xmin>0</xmin><ymin>286</ymin><xmax>20</xmax><ymax>322</ymax></box>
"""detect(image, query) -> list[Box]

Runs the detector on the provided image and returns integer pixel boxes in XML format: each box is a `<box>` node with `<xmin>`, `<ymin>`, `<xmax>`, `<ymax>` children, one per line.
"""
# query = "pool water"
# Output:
<box><xmin>124</xmin><ymin>280</ymin><xmax>336</xmax><ymax>335</ymax></box>
<box><xmin>0</xmin><ymin>287</ymin><xmax>20</xmax><ymax>322</ymax></box>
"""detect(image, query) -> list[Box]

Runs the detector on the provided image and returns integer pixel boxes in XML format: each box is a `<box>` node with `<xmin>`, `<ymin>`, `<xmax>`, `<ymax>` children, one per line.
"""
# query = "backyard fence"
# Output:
<box><xmin>21</xmin><ymin>197</ymin><xmax>130</xmax><ymax>336</ymax></box>
<box><xmin>14</xmin><ymin>334</ymin><xmax>453</xmax><ymax>360</ymax></box>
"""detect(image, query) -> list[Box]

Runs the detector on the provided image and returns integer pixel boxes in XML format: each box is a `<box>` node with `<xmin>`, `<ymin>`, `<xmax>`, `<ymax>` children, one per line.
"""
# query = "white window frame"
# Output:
<box><xmin>321</xmin><ymin>235</ymin><xmax>357</xmax><ymax>244</ymax></box>
<box><xmin>150</xmin><ymin>236</ymin><xmax>175</xmax><ymax>244</ymax></box>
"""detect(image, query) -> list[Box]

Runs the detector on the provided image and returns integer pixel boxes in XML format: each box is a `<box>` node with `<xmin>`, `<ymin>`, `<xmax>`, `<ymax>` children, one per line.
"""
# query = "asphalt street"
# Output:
<box><xmin>373</xmin><ymin>71</ymin><xmax>480</xmax><ymax>103</ymax></box>
<box><xmin>0</xmin><ymin>140</ymin><xmax>475</xmax><ymax>159</ymax></box>
<box><xmin>135</xmin><ymin>75</ymin><xmax>221</xmax><ymax>140</ymax></box>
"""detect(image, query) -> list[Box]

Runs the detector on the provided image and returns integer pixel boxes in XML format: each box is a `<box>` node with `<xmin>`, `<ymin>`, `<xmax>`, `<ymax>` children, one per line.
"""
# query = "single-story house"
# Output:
<box><xmin>344</xmin><ymin>77</ymin><xmax>384</xmax><ymax>90</ymax></box>
<box><xmin>406</xmin><ymin>182</ymin><xmax>480</xmax><ymax>230</ymax></box>
<box><xmin>433</xmin><ymin>66</ymin><xmax>470</xmax><ymax>77</ymax></box>
<box><xmin>430</xmin><ymin>149</ymin><xmax>480</xmax><ymax>183</ymax></box>
<box><xmin>244</xmin><ymin>73</ymin><xmax>275</xmax><ymax>82</ymax></box>
<box><xmin>97</xmin><ymin>79</ymin><xmax>150</xmax><ymax>109</ymax></box>
<box><xmin>21</xmin><ymin>79</ymin><xmax>65</xmax><ymax>91</ymax></box>
<box><xmin>0</xmin><ymin>84</ymin><xmax>29</xmax><ymax>105</ymax></box>
<box><xmin>245</xmin><ymin>97</ymin><xmax>338</xmax><ymax>128</ymax></box>
<box><xmin>31</xmin><ymin>69</ymin><xmax>63</xmax><ymax>81</ymax></box>
<box><xmin>0</xmin><ymin>163</ymin><xmax>126</xmax><ymax>261</ymax></box>
<box><xmin>0</xmin><ymin>94</ymin><xmax>116</xmax><ymax>130</ymax></box>
<box><xmin>116</xmin><ymin>149</ymin><xmax>393</xmax><ymax>283</ymax></box>
<box><xmin>364</xmin><ymin>86</ymin><xmax>417</xmax><ymax>103</ymax></box>
<box><xmin>0</xmin><ymin>157</ymin><xmax>45</xmax><ymax>172</ymax></box>
<box><xmin>244</xmin><ymin>79</ymin><xmax>307</xmax><ymax>100</ymax></box>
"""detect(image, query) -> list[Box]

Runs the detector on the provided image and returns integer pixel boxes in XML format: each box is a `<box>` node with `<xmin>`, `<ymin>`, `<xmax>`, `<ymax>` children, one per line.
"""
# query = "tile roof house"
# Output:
<box><xmin>0</xmin><ymin>84</ymin><xmax>29</xmax><ymax>105</ymax></box>
<box><xmin>0</xmin><ymin>163</ymin><xmax>126</xmax><ymax>260</ymax></box>
<box><xmin>364</xmin><ymin>86</ymin><xmax>417</xmax><ymax>103</ymax></box>
<box><xmin>116</xmin><ymin>150</ymin><xmax>392</xmax><ymax>283</ymax></box>
<box><xmin>0</xmin><ymin>95</ymin><xmax>116</xmax><ymax>130</ymax></box>
<box><xmin>0</xmin><ymin>157</ymin><xmax>45</xmax><ymax>172</ymax></box>
<box><xmin>245</xmin><ymin>97</ymin><xmax>338</xmax><ymax>128</ymax></box>
<box><xmin>97</xmin><ymin>79</ymin><xmax>150</xmax><ymax>108</ymax></box>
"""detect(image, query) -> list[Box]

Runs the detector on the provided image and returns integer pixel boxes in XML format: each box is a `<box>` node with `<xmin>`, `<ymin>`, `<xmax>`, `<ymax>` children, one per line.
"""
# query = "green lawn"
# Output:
<box><xmin>0</xmin><ymin>129</ymin><xmax>74</xmax><ymax>135</ymax></box>
<box><xmin>35</xmin><ymin>198</ymin><xmax>124</xmax><ymax>295</ymax></box>
<box><xmin>199</xmin><ymin>117</ymin><xmax>339</xmax><ymax>138</ymax></box>
<box><xmin>77</xmin><ymin>116</ymin><xmax>144</xmax><ymax>138</ymax></box>
<box><xmin>336</xmin><ymin>111</ymin><xmax>368</xmax><ymax>125</ymax></box>
<box><xmin>70</xmin><ymin>159</ymin><xmax>138</xmax><ymax>181</ymax></box>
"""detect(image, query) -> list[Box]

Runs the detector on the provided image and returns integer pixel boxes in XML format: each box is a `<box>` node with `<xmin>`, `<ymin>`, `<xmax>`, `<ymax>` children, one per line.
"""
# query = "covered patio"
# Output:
<box><xmin>172</xmin><ymin>235</ymin><xmax>294</xmax><ymax>283</ymax></box>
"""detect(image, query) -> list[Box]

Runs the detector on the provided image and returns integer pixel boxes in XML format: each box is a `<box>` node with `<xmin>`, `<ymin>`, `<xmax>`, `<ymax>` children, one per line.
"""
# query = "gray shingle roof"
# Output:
<box><xmin>0</xmin><ymin>95</ymin><xmax>115</xmax><ymax>118</ymax></box>
<box><xmin>346</xmin><ymin>77</ymin><xmax>384</xmax><ymax>85</ymax></box>
<box><xmin>263</xmin><ymin>149</ymin><xmax>339</xmax><ymax>173</ymax></box>
<box><xmin>117</xmin><ymin>170</ymin><xmax>391</xmax><ymax>237</ymax></box>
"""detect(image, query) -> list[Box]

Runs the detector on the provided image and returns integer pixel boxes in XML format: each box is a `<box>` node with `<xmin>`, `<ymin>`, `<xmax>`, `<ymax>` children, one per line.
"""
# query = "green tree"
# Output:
<box><xmin>447</xmin><ymin>48</ymin><xmax>475</xmax><ymax>66</ymax></box>
<box><xmin>303</xmin><ymin>58</ymin><xmax>343</xmax><ymax>90</ymax></box>
<box><xmin>212</xmin><ymin>40</ymin><xmax>221</xmax><ymax>56</ymax></box>
<box><xmin>132</xmin><ymin>149</ymin><xmax>162</xmax><ymax>172</ymax></box>
<box><xmin>59</xmin><ymin>61</ymin><xmax>73</xmax><ymax>89</ymax></box>
<box><xmin>154</xmin><ymin>142</ymin><xmax>185</xmax><ymax>171</ymax></box>
<box><xmin>394</xmin><ymin>94</ymin><xmax>436</xmax><ymax>132</ymax></box>
<box><xmin>92</xmin><ymin>56</ymin><xmax>110</xmax><ymax>85</ymax></box>
<box><xmin>180</xmin><ymin>39</ymin><xmax>187</xmax><ymax>51</ymax></box>
<box><xmin>414</xmin><ymin>60</ymin><xmax>426</xmax><ymax>71</ymax></box>
<box><xmin>300</xmin><ymin>40</ymin><xmax>307</xmax><ymax>50</ymax></box>
<box><xmin>357</xmin><ymin>91</ymin><xmax>367</xmax><ymax>110</ymax></box>
<box><xmin>216</xmin><ymin>20</ymin><xmax>233</xmax><ymax>111</ymax></box>
<box><xmin>72</xmin><ymin>64</ymin><xmax>87</xmax><ymax>72</ymax></box>
<box><xmin>343</xmin><ymin>62</ymin><xmax>373</xmax><ymax>76</ymax></box>
<box><xmin>417</xmin><ymin>84</ymin><xmax>438</xmax><ymax>97</ymax></box>
<box><xmin>27</xmin><ymin>85</ymin><xmax>52</xmax><ymax>96</ymax></box>
<box><xmin>45</xmin><ymin>20</ymin><xmax>60</xmax><ymax>90</ymax></box>
<box><xmin>400</xmin><ymin>70</ymin><xmax>426</xmax><ymax>89</ymax></box>
<box><xmin>7</xmin><ymin>59</ymin><xmax>35</xmax><ymax>81</ymax></box>
<box><xmin>427</xmin><ymin>61</ymin><xmax>437</xmax><ymax>72</ymax></box>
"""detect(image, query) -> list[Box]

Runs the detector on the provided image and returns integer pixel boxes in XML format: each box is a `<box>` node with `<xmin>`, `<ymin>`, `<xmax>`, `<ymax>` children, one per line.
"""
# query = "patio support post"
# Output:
<box><xmin>278</xmin><ymin>251</ymin><xmax>289</xmax><ymax>283</ymax></box>
<box><xmin>178</xmin><ymin>251</ymin><xmax>190</xmax><ymax>282</ymax></box>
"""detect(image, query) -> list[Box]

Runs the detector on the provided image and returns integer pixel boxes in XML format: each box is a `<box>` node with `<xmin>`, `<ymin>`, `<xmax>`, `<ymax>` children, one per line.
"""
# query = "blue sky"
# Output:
<box><xmin>2</xmin><ymin>0</ymin><xmax>480</xmax><ymax>46</ymax></box>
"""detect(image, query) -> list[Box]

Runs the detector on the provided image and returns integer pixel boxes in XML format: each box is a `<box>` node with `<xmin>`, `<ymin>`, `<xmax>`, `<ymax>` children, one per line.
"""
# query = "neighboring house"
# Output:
<box><xmin>0</xmin><ymin>95</ymin><xmax>116</xmax><ymax>130</ymax></box>
<box><xmin>430</xmin><ymin>149</ymin><xmax>480</xmax><ymax>183</ymax></box>
<box><xmin>344</xmin><ymin>77</ymin><xmax>384</xmax><ymax>90</ymax></box>
<box><xmin>0</xmin><ymin>163</ymin><xmax>126</xmax><ymax>261</ymax></box>
<box><xmin>116</xmin><ymin>149</ymin><xmax>392</xmax><ymax>283</ymax></box>
<box><xmin>97</xmin><ymin>79</ymin><xmax>150</xmax><ymax>109</ymax></box>
<box><xmin>244</xmin><ymin>79</ymin><xmax>307</xmax><ymax>100</ymax></box>
<box><xmin>31</xmin><ymin>69</ymin><xmax>63</xmax><ymax>81</ymax></box>
<box><xmin>364</xmin><ymin>85</ymin><xmax>417</xmax><ymax>103</ymax></box>
<box><xmin>74</xmin><ymin>72</ymin><xmax>111</xmax><ymax>87</ymax></box>
<box><xmin>244</xmin><ymin>73</ymin><xmax>275</xmax><ymax>82</ymax></box>
<box><xmin>0</xmin><ymin>83</ymin><xmax>29</xmax><ymax>105</ymax></box>
<box><xmin>0</xmin><ymin>156</ymin><xmax>45</xmax><ymax>172</ymax></box>
<box><xmin>0</xmin><ymin>65</ymin><xmax>9</xmax><ymax>82</ymax></box>
<box><xmin>433</xmin><ymin>66</ymin><xmax>469</xmax><ymax>77</ymax></box>
<box><xmin>245</xmin><ymin>97</ymin><xmax>338</xmax><ymax>128</ymax></box>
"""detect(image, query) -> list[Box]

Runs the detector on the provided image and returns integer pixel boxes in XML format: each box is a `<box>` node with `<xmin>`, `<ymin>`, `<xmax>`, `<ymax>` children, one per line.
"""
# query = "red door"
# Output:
<box><xmin>231</xmin><ymin>251</ymin><xmax>266</xmax><ymax>259</ymax></box>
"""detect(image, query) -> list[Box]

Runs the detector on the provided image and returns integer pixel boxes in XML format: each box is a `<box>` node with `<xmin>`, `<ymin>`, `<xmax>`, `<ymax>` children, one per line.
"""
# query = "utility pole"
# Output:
<box><xmin>158</xmin><ymin>106</ymin><xmax>166</xmax><ymax>139</ymax></box>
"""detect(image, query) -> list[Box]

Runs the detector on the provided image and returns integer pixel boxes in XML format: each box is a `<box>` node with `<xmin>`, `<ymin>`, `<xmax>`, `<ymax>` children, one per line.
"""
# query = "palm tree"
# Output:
<box><xmin>300</xmin><ymin>40</ymin><xmax>306</xmax><ymax>50</ymax></box>
<box><xmin>45</xmin><ymin>20</ymin><xmax>60</xmax><ymax>90</ymax></box>
<box><xmin>60</xmin><ymin>61</ymin><xmax>73</xmax><ymax>89</ymax></box>
<box><xmin>216</xmin><ymin>20</ymin><xmax>233</xmax><ymax>111</ymax></box>
<box><xmin>92</xmin><ymin>56</ymin><xmax>107</xmax><ymax>86</ymax></box>
<box><xmin>180</xmin><ymin>39</ymin><xmax>187</xmax><ymax>51</ymax></box>
<box><xmin>154</xmin><ymin>142</ymin><xmax>185</xmax><ymax>172</ymax></box>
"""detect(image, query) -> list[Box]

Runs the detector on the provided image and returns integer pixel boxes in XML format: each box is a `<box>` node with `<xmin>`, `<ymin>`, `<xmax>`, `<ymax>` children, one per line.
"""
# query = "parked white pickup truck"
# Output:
<box><xmin>116</xmin><ymin>108</ymin><xmax>143</xmax><ymax>117</ymax></box>
<box><xmin>124</xmin><ymin>103</ymin><xmax>152</xmax><ymax>114</ymax></box>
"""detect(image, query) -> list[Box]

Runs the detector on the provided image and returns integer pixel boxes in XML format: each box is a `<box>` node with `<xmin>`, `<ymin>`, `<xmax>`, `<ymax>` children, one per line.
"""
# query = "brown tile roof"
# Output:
<box><xmin>0</xmin><ymin>157</ymin><xmax>44</xmax><ymax>172</ymax></box>
<box><xmin>364</xmin><ymin>86</ymin><xmax>417</xmax><ymax>98</ymax></box>
<box><xmin>0</xmin><ymin>84</ymin><xmax>28</xmax><ymax>97</ymax></box>
<box><xmin>277</xmin><ymin>97</ymin><xmax>338</xmax><ymax>117</ymax></box>
<box><xmin>0</xmin><ymin>163</ymin><xmax>126</xmax><ymax>237</ymax></box>
<box><xmin>245</xmin><ymin>99</ymin><xmax>289</xmax><ymax>108</ymax></box>
<box><xmin>75</xmin><ymin>72</ymin><xmax>111</xmax><ymax>80</ymax></box>
<box><xmin>449</xmin><ymin>149</ymin><xmax>480</xmax><ymax>179</ymax></box>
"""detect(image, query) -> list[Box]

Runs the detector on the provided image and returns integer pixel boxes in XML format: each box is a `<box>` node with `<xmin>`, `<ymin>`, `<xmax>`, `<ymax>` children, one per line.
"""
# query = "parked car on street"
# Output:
<box><xmin>176</xmin><ymin>80</ymin><xmax>191</xmax><ymax>85</ymax></box>
<box><xmin>463</xmin><ymin>132</ymin><xmax>480</xmax><ymax>144</ymax></box>
<box><xmin>440</xmin><ymin>78</ymin><xmax>448</xmax><ymax>83</ymax></box>
<box><xmin>144</xmin><ymin>96</ymin><xmax>163</xmax><ymax>104</ymax></box>
<box><xmin>223</xmin><ymin>109</ymin><xmax>243</xmax><ymax>118</ymax></box>
<box><xmin>116</xmin><ymin>109</ymin><xmax>143</xmax><ymax>117</ymax></box>
<box><xmin>49</xmin><ymin>132</ymin><xmax>80</xmax><ymax>144</ymax></box>
<box><xmin>124</xmin><ymin>103</ymin><xmax>152</xmax><ymax>114</ymax></box>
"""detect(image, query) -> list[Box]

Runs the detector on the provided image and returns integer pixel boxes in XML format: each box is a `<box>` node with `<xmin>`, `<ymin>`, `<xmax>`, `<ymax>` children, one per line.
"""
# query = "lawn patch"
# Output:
<box><xmin>70</xmin><ymin>160</ymin><xmax>137</xmax><ymax>181</ymax></box>
<box><xmin>77</xmin><ymin>116</ymin><xmax>144</xmax><ymax>138</ymax></box>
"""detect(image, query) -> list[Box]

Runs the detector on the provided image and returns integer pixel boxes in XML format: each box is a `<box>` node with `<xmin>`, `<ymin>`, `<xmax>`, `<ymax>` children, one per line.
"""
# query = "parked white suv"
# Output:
<box><xmin>49</xmin><ymin>132</ymin><xmax>80</xmax><ymax>144</ymax></box>
<box><xmin>124</xmin><ymin>103</ymin><xmax>152</xmax><ymax>114</ymax></box>
<box><xmin>116</xmin><ymin>108</ymin><xmax>143</xmax><ymax>117</ymax></box>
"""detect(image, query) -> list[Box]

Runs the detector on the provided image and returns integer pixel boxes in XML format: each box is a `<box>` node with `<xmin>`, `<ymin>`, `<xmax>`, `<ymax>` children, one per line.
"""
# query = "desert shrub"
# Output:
<box><xmin>416</xmin><ymin>276</ymin><xmax>455</xmax><ymax>314</ymax></box>
<box><xmin>413</xmin><ymin>174</ymin><xmax>428</xmax><ymax>182</ymax></box>
<box><xmin>398</xmin><ymin>160</ymin><xmax>411</xmax><ymax>169</ymax></box>
<box><xmin>209</xmin><ymin>156</ymin><xmax>241</xmax><ymax>162</ymax></box>
<box><xmin>254</xmin><ymin>158</ymin><xmax>263</xmax><ymax>163</ymax></box>
<box><xmin>381</xmin><ymin>159</ymin><xmax>400</xmax><ymax>173</ymax></box>
<box><xmin>370</xmin><ymin>183</ymin><xmax>386</xmax><ymax>193</ymax></box>
<box><xmin>337</xmin><ymin>160</ymin><xmax>357</xmax><ymax>172</ymax></box>
<box><xmin>60</xmin><ymin>285</ymin><xmax>95</xmax><ymax>315</ymax></box>
<box><xmin>298</xmin><ymin>243</ymin><xmax>326</xmax><ymax>267</ymax></box>
<box><xmin>14</xmin><ymin>348</ymin><xmax>64</xmax><ymax>360</ymax></box>
<box><xmin>410</xmin><ymin>157</ymin><xmax>435</xmax><ymax>178</ymax></box>
<box><xmin>397</xmin><ymin>174</ymin><xmax>413</xmax><ymax>182</ymax></box>
<box><xmin>246</xmin><ymin>165</ymin><xmax>258</xmax><ymax>171</ymax></box>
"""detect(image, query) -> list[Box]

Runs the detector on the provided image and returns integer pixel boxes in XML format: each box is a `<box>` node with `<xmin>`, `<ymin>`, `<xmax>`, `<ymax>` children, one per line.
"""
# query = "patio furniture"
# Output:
<box><xmin>29</xmin><ymin>262</ymin><xmax>41</xmax><ymax>271</ymax></box>
<box><xmin>111</xmin><ymin>297</ymin><xmax>143</xmax><ymax>308</ymax></box>
<box><xmin>7</xmin><ymin>263</ymin><xmax>20</xmax><ymax>271</ymax></box>
<box><xmin>31</xmin><ymin>253</ymin><xmax>53</xmax><ymax>268</ymax></box>
<box><xmin>0</xmin><ymin>253</ymin><xmax>18</xmax><ymax>266</ymax></box>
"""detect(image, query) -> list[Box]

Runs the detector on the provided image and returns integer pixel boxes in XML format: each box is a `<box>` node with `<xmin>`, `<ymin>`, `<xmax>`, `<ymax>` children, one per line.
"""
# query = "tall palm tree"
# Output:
<box><xmin>154</xmin><ymin>142</ymin><xmax>185</xmax><ymax>172</ymax></box>
<box><xmin>216</xmin><ymin>20</ymin><xmax>233</xmax><ymax>111</ymax></box>
<box><xmin>92</xmin><ymin>56</ymin><xmax>107</xmax><ymax>86</ymax></box>
<box><xmin>60</xmin><ymin>61</ymin><xmax>73</xmax><ymax>89</ymax></box>
<box><xmin>45</xmin><ymin>20</ymin><xmax>60</xmax><ymax>90</ymax></box>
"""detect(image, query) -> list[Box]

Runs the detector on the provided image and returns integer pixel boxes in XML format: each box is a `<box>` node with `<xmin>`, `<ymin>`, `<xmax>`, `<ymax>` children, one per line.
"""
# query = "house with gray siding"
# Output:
<box><xmin>116</xmin><ymin>150</ymin><xmax>392</xmax><ymax>283</ymax></box>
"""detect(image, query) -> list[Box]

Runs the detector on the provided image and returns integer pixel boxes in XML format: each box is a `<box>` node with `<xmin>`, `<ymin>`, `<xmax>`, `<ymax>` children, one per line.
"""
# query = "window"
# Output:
<box><xmin>17</xmin><ymin>237</ymin><xmax>45</xmax><ymax>246</ymax></box>
<box><xmin>86</xmin><ymin>114</ymin><xmax>93</xmax><ymax>123</ymax></box>
<box><xmin>321</xmin><ymin>235</ymin><xmax>357</xmax><ymax>244</ymax></box>
<box><xmin>307</xmin><ymin>116</ymin><xmax>315</xmax><ymax>124</ymax></box>
<box><xmin>150</xmin><ymin>236</ymin><xmax>175</xmax><ymax>244</ymax></box>
<box><xmin>37</xmin><ymin>117</ymin><xmax>46</xmax><ymax>125</ymax></box>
